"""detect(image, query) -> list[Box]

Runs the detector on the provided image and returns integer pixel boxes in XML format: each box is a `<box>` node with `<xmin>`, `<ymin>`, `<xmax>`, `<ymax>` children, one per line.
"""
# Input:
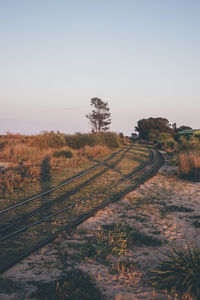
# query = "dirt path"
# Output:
<box><xmin>1</xmin><ymin>158</ymin><xmax>200</xmax><ymax>299</ymax></box>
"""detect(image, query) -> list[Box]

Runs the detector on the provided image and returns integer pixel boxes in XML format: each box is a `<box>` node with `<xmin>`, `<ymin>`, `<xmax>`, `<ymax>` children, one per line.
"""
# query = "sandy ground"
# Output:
<box><xmin>1</xmin><ymin>157</ymin><xmax>200</xmax><ymax>300</ymax></box>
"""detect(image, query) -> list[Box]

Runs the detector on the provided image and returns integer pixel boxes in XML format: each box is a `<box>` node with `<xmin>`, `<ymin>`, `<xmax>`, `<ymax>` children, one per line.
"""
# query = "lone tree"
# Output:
<box><xmin>86</xmin><ymin>98</ymin><xmax>111</xmax><ymax>132</ymax></box>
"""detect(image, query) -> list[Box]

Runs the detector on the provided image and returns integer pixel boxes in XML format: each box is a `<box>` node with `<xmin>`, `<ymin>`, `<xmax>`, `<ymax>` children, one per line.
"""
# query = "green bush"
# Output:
<box><xmin>101</xmin><ymin>132</ymin><xmax>120</xmax><ymax>148</ymax></box>
<box><xmin>157</xmin><ymin>133</ymin><xmax>177</xmax><ymax>150</ymax></box>
<box><xmin>75</xmin><ymin>223</ymin><xmax>161</xmax><ymax>260</ymax></box>
<box><xmin>65</xmin><ymin>132</ymin><xmax>120</xmax><ymax>149</ymax></box>
<box><xmin>151</xmin><ymin>244</ymin><xmax>200</xmax><ymax>299</ymax></box>
<box><xmin>31</xmin><ymin>131</ymin><xmax>66</xmax><ymax>149</ymax></box>
<box><xmin>178</xmin><ymin>136</ymin><xmax>200</xmax><ymax>152</ymax></box>
<box><xmin>53</xmin><ymin>148</ymin><xmax>73</xmax><ymax>158</ymax></box>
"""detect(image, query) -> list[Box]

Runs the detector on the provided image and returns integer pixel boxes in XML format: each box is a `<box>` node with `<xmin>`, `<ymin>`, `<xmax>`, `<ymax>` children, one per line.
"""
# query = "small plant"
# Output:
<box><xmin>110</xmin><ymin>260</ymin><xmax>136</xmax><ymax>275</ymax></box>
<box><xmin>78</xmin><ymin>223</ymin><xmax>128</xmax><ymax>259</ymax></box>
<box><xmin>53</xmin><ymin>148</ymin><xmax>74</xmax><ymax>158</ymax></box>
<box><xmin>74</xmin><ymin>223</ymin><xmax>161</xmax><ymax>261</ymax></box>
<box><xmin>151</xmin><ymin>244</ymin><xmax>200</xmax><ymax>300</ymax></box>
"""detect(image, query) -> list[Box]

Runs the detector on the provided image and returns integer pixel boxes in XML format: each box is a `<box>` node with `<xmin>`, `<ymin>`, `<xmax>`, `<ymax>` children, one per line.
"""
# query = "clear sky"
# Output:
<box><xmin>0</xmin><ymin>0</ymin><xmax>200</xmax><ymax>135</ymax></box>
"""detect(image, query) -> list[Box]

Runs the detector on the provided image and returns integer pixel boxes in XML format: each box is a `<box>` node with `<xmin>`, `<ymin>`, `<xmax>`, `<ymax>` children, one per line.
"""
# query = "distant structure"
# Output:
<box><xmin>177</xmin><ymin>129</ymin><xmax>200</xmax><ymax>139</ymax></box>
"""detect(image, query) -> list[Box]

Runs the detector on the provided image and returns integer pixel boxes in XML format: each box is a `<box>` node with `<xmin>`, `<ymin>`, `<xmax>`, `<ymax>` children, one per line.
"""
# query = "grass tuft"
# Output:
<box><xmin>71</xmin><ymin>223</ymin><xmax>162</xmax><ymax>262</ymax></box>
<box><xmin>151</xmin><ymin>244</ymin><xmax>200</xmax><ymax>300</ymax></box>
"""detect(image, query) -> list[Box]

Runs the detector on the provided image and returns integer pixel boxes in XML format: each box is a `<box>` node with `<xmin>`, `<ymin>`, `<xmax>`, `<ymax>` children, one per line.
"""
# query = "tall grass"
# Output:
<box><xmin>178</xmin><ymin>151</ymin><xmax>200</xmax><ymax>181</ymax></box>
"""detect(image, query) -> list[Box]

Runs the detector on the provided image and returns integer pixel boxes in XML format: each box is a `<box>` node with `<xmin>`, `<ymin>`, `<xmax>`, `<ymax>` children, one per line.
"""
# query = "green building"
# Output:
<box><xmin>177</xmin><ymin>129</ymin><xmax>200</xmax><ymax>139</ymax></box>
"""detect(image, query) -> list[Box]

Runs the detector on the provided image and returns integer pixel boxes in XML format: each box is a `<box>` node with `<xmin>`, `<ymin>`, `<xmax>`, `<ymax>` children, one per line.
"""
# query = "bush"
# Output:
<box><xmin>65</xmin><ymin>132</ymin><xmax>120</xmax><ymax>149</ymax></box>
<box><xmin>82</xmin><ymin>145</ymin><xmax>109</xmax><ymax>158</ymax></box>
<box><xmin>30</xmin><ymin>131</ymin><xmax>66</xmax><ymax>149</ymax></box>
<box><xmin>178</xmin><ymin>151</ymin><xmax>200</xmax><ymax>181</ymax></box>
<box><xmin>157</xmin><ymin>133</ymin><xmax>177</xmax><ymax>151</ymax></box>
<box><xmin>151</xmin><ymin>244</ymin><xmax>200</xmax><ymax>300</ymax></box>
<box><xmin>100</xmin><ymin>132</ymin><xmax>120</xmax><ymax>148</ymax></box>
<box><xmin>178</xmin><ymin>136</ymin><xmax>200</xmax><ymax>152</ymax></box>
<box><xmin>53</xmin><ymin>148</ymin><xmax>73</xmax><ymax>158</ymax></box>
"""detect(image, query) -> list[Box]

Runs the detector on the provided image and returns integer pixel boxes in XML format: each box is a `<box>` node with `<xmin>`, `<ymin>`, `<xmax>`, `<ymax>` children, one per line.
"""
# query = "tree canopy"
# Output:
<box><xmin>135</xmin><ymin>117</ymin><xmax>173</xmax><ymax>140</ymax></box>
<box><xmin>86</xmin><ymin>98</ymin><xmax>111</xmax><ymax>133</ymax></box>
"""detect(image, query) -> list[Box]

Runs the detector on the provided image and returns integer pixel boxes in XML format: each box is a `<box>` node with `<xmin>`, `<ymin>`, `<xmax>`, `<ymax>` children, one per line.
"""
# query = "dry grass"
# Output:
<box><xmin>0</xmin><ymin>130</ymin><xmax>129</xmax><ymax>199</ymax></box>
<box><xmin>178</xmin><ymin>151</ymin><xmax>200</xmax><ymax>181</ymax></box>
<box><xmin>0</xmin><ymin>133</ymin><xmax>111</xmax><ymax>197</ymax></box>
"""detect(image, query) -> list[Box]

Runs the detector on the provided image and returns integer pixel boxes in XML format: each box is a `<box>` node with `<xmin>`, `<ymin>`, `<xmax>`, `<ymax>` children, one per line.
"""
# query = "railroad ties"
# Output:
<box><xmin>0</xmin><ymin>144</ymin><xmax>163</xmax><ymax>274</ymax></box>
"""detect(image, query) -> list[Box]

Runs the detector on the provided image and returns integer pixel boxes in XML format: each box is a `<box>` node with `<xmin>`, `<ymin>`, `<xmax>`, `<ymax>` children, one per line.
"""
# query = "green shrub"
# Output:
<box><xmin>75</xmin><ymin>223</ymin><xmax>161</xmax><ymax>260</ymax></box>
<box><xmin>31</xmin><ymin>131</ymin><xmax>66</xmax><ymax>149</ymax></box>
<box><xmin>65</xmin><ymin>132</ymin><xmax>120</xmax><ymax>149</ymax></box>
<box><xmin>53</xmin><ymin>148</ymin><xmax>73</xmax><ymax>158</ymax></box>
<box><xmin>178</xmin><ymin>136</ymin><xmax>200</xmax><ymax>152</ymax></box>
<box><xmin>100</xmin><ymin>132</ymin><xmax>120</xmax><ymax>148</ymax></box>
<box><xmin>151</xmin><ymin>244</ymin><xmax>200</xmax><ymax>300</ymax></box>
<box><xmin>157</xmin><ymin>133</ymin><xmax>177</xmax><ymax>150</ymax></box>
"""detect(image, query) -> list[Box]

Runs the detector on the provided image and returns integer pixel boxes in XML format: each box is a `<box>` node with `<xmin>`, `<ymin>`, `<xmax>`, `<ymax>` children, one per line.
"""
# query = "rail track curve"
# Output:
<box><xmin>0</xmin><ymin>144</ymin><xmax>163</xmax><ymax>274</ymax></box>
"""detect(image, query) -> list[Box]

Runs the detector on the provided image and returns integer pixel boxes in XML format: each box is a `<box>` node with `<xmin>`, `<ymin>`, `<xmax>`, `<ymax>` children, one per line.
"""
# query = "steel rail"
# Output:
<box><xmin>0</xmin><ymin>149</ymin><xmax>155</xmax><ymax>242</ymax></box>
<box><xmin>0</xmin><ymin>146</ymin><xmax>131</xmax><ymax>233</ymax></box>
<box><xmin>0</xmin><ymin>147</ymin><xmax>127</xmax><ymax>215</ymax></box>
<box><xmin>0</xmin><ymin>147</ymin><xmax>164</xmax><ymax>275</ymax></box>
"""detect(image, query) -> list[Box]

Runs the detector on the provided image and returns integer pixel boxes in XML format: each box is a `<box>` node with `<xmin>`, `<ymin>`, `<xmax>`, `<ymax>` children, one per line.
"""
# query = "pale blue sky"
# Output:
<box><xmin>0</xmin><ymin>0</ymin><xmax>200</xmax><ymax>135</ymax></box>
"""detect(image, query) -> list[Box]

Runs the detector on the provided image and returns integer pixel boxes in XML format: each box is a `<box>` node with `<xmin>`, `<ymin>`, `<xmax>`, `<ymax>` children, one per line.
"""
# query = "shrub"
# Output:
<box><xmin>82</xmin><ymin>145</ymin><xmax>109</xmax><ymax>158</ymax></box>
<box><xmin>151</xmin><ymin>244</ymin><xmax>200</xmax><ymax>300</ymax></box>
<box><xmin>53</xmin><ymin>148</ymin><xmax>74</xmax><ymax>158</ymax></box>
<box><xmin>30</xmin><ymin>131</ymin><xmax>66</xmax><ymax>149</ymax></box>
<box><xmin>178</xmin><ymin>151</ymin><xmax>200</xmax><ymax>181</ymax></box>
<box><xmin>65</xmin><ymin>132</ymin><xmax>120</xmax><ymax>149</ymax></box>
<box><xmin>100</xmin><ymin>132</ymin><xmax>120</xmax><ymax>148</ymax></box>
<box><xmin>178</xmin><ymin>136</ymin><xmax>200</xmax><ymax>152</ymax></box>
<box><xmin>157</xmin><ymin>133</ymin><xmax>177</xmax><ymax>151</ymax></box>
<box><xmin>76</xmin><ymin>223</ymin><xmax>161</xmax><ymax>260</ymax></box>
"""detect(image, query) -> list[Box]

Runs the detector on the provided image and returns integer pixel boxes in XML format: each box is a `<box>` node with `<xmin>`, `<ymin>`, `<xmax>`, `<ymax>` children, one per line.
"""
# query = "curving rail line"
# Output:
<box><xmin>0</xmin><ymin>145</ymin><xmax>163</xmax><ymax>274</ymax></box>
<box><xmin>0</xmin><ymin>146</ymin><xmax>127</xmax><ymax>215</ymax></box>
<box><xmin>0</xmin><ymin>149</ymin><xmax>156</xmax><ymax>242</ymax></box>
<box><xmin>0</xmin><ymin>146</ymin><xmax>131</xmax><ymax>233</ymax></box>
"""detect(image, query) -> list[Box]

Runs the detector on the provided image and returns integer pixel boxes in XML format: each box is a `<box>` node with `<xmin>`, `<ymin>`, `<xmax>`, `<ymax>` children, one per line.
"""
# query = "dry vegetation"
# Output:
<box><xmin>178</xmin><ymin>151</ymin><xmax>200</xmax><ymax>181</ymax></box>
<box><xmin>0</xmin><ymin>131</ymin><xmax>128</xmax><ymax>197</ymax></box>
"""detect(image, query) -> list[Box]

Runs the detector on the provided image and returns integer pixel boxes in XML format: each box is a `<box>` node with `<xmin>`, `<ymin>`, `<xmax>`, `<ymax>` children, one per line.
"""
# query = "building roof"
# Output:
<box><xmin>178</xmin><ymin>129</ymin><xmax>200</xmax><ymax>135</ymax></box>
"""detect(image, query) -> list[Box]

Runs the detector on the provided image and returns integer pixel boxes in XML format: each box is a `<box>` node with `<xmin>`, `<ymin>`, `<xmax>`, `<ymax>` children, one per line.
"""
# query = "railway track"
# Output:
<box><xmin>0</xmin><ymin>146</ymin><xmax>130</xmax><ymax>233</ymax></box>
<box><xmin>0</xmin><ymin>144</ymin><xmax>163</xmax><ymax>274</ymax></box>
